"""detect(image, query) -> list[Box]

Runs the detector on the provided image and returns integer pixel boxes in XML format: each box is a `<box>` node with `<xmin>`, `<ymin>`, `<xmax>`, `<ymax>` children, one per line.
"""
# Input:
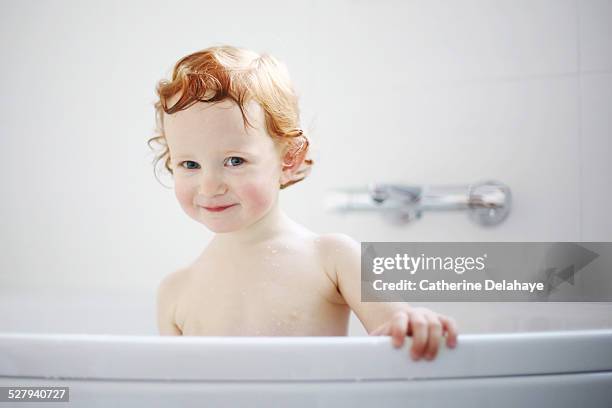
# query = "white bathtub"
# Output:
<box><xmin>1</xmin><ymin>330</ymin><xmax>611</xmax><ymax>407</ymax></box>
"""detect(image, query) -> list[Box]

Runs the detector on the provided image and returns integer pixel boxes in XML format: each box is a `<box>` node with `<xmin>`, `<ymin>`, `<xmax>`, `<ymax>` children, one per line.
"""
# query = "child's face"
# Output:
<box><xmin>164</xmin><ymin>98</ymin><xmax>283</xmax><ymax>233</ymax></box>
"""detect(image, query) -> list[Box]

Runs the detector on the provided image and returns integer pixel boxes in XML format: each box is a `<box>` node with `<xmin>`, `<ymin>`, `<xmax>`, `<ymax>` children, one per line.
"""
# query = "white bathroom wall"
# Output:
<box><xmin>580</xmin><ymin>0</ymin><xmax>612</xmax><ymax>239</ymax></box>
<box><xmin>0</xmin><ymin>0</ymin><xmax>610</xmax><ymax>335</ymax></box>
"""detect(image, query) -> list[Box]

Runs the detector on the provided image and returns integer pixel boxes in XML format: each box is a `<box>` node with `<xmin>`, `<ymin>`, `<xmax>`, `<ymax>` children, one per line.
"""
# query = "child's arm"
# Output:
<box><xmin>156</xmin><ymin>271</ymin><xmax>184</xmax><ymax>336</ymax></box>
<box><xmin>320</xmin><ymin>234</ymin><xmax>458</xmax><ymax>361</ymax></box>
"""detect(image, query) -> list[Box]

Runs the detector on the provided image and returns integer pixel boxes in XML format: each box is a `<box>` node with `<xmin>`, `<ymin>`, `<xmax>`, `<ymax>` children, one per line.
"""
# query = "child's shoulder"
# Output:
<box><xmin>313</xmin><ymin>233</ymin><xmax>361</xmax><ymax>272</ymax></box>
<box><xmin>315</xmin><ymin>232</ymin><xmax>360</xmax><ymax>253</ymax></box>
<box><xmin>284</xmin><ymin>223</ymin><xmax>359</xmax><ymax>259</ymax></box>
<box><xmin>280</xmin><ymin>221</ymin><xmax>358</xmax><ymax>253</ymax></box>
<box><xmin>157</xmin><ymin>267</ymin><xmax>192</xmax><ymax>299</ymax></box>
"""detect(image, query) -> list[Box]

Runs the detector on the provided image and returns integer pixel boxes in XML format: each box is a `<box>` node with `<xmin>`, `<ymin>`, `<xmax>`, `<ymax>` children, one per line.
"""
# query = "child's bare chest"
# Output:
<box><xmin>175</xmin><ymin>248</ymin><xmax>349</xmax><ymax>336</ymax></box>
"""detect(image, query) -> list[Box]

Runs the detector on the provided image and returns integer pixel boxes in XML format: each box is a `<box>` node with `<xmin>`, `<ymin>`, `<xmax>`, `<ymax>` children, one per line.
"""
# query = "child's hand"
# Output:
<box><xmin>370</xmin><ymin>307</ymin><xmax>458</xmax><ymax>361</ymax></box>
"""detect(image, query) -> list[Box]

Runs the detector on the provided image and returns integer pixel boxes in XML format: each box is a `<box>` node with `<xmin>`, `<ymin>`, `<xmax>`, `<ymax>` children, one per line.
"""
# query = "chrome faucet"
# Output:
<box><xmin>326</xmin><ymin>180</ymin><xmax>511</xmax><ymax>226</ymax></box>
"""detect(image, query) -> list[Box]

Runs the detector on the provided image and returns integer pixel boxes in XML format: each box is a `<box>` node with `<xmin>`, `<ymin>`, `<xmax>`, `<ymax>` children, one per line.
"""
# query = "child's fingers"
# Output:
<box><xmin>369</xmin><ymin>323</ymin><xmax>389</xmax><ymax>336</ymax></box>
<box><xmin>390</xmin><ymin>311</ymin><xmax>409</xmax><ymax>348</ymax></box>
<box><xmin>423</xmin><ymin>314</ymin><xmax>443</xmax><ymax>360</ymax></box>
<box><xmin>408</xmin><ymin>313</ymin><xmax>428</xmax><ymax>360</ymax></box>
<box><xmin>439</xmin><ymin>315</ymin><xmax>459</xmax><ymax>348</ymax></box>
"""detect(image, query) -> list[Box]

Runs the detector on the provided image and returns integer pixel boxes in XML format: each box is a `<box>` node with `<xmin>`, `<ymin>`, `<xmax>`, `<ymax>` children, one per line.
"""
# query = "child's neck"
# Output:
<box><xmin>211</xmin><ymin>199</ymin><xmax>294</xmax><ymax>248</ymax></box>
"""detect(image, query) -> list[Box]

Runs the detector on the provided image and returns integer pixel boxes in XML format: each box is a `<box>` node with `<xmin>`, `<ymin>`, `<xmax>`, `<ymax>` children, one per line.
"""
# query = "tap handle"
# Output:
<box><xmin>368</xmin><ymin>183</ymin><xmax>422</xmax><ymax>203</ymax></box>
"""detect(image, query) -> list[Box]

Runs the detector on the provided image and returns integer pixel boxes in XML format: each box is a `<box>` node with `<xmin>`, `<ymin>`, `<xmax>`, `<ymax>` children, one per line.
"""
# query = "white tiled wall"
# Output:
<box><xmin>578</xmin><ymin>0</ymin><xmax>612</xmax><ymax>241</ymax></box>
<box><xmin>579</xmin><ymin>0</ymin><xmax>612</xmax><ymax>72</ymax></box>
<box><xmin>0</xmin><ymin>0</ymin><xmax>610</xmax><ymax>335</ymax></box>
<box><xmin>580</xmin><ymin>73</ymin><xmax>612</xmax><ymax>240</ymax></box>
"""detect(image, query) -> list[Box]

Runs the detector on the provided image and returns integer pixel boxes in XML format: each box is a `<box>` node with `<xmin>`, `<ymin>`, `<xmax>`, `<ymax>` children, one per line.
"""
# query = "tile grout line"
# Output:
<box><xmin>576</xmin><ymin>0</ymin><xmax>584</xmax><ymax>242</ymax></box>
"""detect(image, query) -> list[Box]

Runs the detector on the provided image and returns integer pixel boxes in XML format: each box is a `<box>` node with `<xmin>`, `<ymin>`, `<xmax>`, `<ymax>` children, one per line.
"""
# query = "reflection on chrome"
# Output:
<box><xmin>326</xmin><ymin>180</ymin><xmax>511</xmax><ymax>226</ymax></box>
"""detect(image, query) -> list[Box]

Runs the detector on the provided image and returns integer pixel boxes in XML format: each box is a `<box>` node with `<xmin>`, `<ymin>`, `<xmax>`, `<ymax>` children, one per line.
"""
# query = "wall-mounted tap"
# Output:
<box><xmin>326</xmin><ymin>180</ymin><xmax>511</xmax><ymax>226</ymax></box>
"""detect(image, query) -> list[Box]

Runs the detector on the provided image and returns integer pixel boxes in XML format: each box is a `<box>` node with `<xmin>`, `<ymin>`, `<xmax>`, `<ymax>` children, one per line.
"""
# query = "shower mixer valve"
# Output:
<box><xmin>326</xmin><ymin>180</ymin><xmax>511</xmax><ymax>226</ymax></box>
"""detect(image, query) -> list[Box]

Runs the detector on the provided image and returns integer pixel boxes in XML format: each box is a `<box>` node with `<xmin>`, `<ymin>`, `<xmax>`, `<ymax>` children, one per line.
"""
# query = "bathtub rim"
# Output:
<box><xmin>1</xmin><ymin>329</ymin><xmax>611</xmax><ymax>382</ymax></box>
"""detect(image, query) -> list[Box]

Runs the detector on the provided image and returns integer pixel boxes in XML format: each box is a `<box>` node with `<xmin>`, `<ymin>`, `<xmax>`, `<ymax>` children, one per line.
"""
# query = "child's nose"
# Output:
<box><xmin>198</xmin><ymin>171</ymin><xmax>227</xmax><ymax>196</ymax></box>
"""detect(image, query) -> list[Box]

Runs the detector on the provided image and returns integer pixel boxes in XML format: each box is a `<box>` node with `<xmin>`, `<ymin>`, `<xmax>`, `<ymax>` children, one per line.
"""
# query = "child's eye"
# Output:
<box><xmin>179</xmin><ymin>160</ymin><xmax>200</xmax><ymax>170</ymax></box>
<box><xmin>224</xmin><ymin>156</ymin><xmax>245</xmax><ymax>167</ymax></box>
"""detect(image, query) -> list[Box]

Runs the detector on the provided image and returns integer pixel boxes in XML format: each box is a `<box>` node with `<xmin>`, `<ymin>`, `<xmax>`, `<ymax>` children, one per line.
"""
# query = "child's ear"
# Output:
<box><xmin>279</xmin><ymin>140</ymin><xmax>308</xmax><ymax>186</ymax></box>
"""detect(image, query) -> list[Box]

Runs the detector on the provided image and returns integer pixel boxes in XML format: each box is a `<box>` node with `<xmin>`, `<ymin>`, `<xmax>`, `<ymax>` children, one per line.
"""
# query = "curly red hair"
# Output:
<box><xmin>148</xmin><ymin>45</ymin><xmax>313</xmax><ymax>189</ymax></box>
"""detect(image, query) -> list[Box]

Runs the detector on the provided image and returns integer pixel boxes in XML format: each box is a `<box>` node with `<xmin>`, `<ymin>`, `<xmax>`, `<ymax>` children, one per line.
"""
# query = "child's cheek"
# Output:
<box><xmin>174</xmin><ymin>181</ymin><xmax>197</xmax><ymax>218</ymax></box>
<box><xmin>239</xmin><ymin>181</ymin><xmax>276</xmax><ymax>213</ymax></box>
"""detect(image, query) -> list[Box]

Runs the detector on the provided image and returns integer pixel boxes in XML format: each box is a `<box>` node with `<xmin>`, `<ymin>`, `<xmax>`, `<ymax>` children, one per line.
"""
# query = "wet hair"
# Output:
<box><xmin>148</xmin><ymin>45</ymin><xmax>313</xmax><ymax>189</ymax></box>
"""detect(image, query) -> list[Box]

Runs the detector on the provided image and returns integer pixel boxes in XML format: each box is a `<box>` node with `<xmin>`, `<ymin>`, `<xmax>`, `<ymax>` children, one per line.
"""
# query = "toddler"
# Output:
<box><xmin>149</xmin><ymin>45</ymin><xmax>458</xmax><ymax>361</ymax></box>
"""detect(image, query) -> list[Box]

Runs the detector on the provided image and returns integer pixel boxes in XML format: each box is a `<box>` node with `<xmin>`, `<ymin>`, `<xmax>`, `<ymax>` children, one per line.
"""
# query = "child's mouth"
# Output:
<box><xmin>202</xmin><ymin>204</ymin><xmax>238</xmax><ymax>212</ymax></box>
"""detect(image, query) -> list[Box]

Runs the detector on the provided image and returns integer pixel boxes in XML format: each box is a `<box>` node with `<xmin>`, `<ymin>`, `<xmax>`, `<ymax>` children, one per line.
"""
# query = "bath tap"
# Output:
<box><xmin>326</xmin><ymin>180</ymin><xmax>511</xmax><ymax>226</ymax></box>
